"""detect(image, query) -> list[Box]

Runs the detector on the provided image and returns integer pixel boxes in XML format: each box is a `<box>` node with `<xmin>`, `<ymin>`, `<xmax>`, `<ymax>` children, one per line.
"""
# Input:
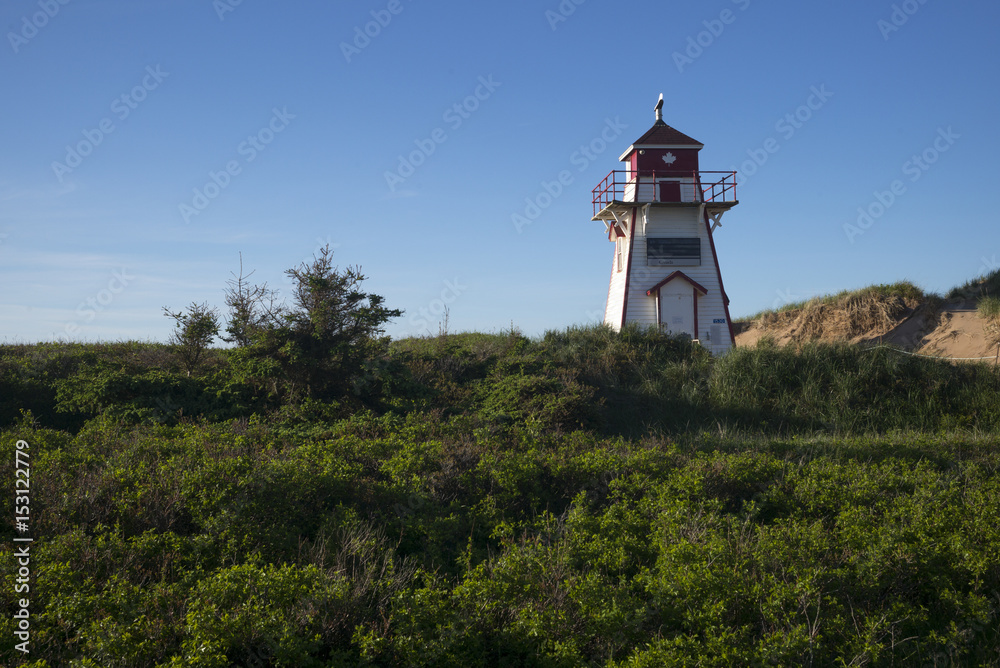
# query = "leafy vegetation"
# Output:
<box><xmin>225</xmin><ymin>245</ymin><xmax>402</xmax><ymax>405</ymax></box>
<box><xmin>163</xmin><ymin>302</ymin><xmax>221</xmax><ymax>377</ymax></box>
<box><xmin>3</xmin><ymin>265</ymin><xmax>1000</xmax><ymax>665</ymax></box>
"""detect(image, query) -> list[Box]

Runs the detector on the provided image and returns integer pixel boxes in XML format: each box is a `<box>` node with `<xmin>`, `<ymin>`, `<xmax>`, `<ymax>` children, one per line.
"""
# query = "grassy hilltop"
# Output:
<box><xmin>735</xmin><ymin>272</ymin><xmax>1000</xmax><ymax>354</ymax></box>
<box><xmin>3</xmin><ymin>270</ymin><xmax>1000</xmax><ymax>665</ymax></box>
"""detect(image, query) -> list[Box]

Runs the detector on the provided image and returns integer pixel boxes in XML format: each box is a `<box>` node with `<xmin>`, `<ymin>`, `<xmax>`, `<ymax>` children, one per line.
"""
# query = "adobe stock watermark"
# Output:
<box><xmin>52</xmin><ymin>268</ymin><xmax>135</xmax><ymax>342</ymax></box>
<box><xmin>179</xmin><ymin>107</ymin><xmax>295</xmax><ymax>223</ymax></box>
<box><xmin>729</xmin><ymin>84</ymin><xmax>833</xmax><ymax>189</ymax></box>
<box><xmin>13</xmin><ymin>438</ymin><xmax>32</xmax><ymax>656</ymax></box>
<box><xmin>673</xmin><ymin>0</ymin><xmax>751</xmax><ymax>73</ymax></box>
<box><xmin>384</xmin><ymin>75</ymin><xmax>501</xmax><ymax>193</ymax></box>
<box><xmin>406</xmin><ymin>278</ymin><xmax>467</xmax><ymax>335</ymax></box>
<box><xmin>545</xmin><ymin>0</ymin><xmax>586</xmax><ymax>31</ymax></box>
<box><xmin>843</xmin><ymin>126</ymin><xmax>959</xmax><ymax>244</ymax></box>
<box><xmin>51</xmin><ymin>65</ymin><xmax>169</xmax><ymax>184</ymax></box>
<box><xmin>213</xmin><ymin>0</ymin><xmax>244</xmax><ymax>21</ymax></box>
<box><xmin>340</xmin><ymin>0</ymin><xmax>414</xmax><ymax>63</ymax></box>
<box><xmin>511</xmin><ymin>116</ymin><xmax>628</xmax><ymax>233</ymax></box>
<box><xmin>8</xmin><ymin>0</ymin><xmax>72</xmax><ymax>54</ymax></box>
<box><xmin>770</xmin><ymin>287</ymin><xmax>822</xmax><ymax>310</ymax></box>
<box><xmin>878</xmin><ymin>0</ymin><xmax>930</xmax><ymax>40</ymax></box>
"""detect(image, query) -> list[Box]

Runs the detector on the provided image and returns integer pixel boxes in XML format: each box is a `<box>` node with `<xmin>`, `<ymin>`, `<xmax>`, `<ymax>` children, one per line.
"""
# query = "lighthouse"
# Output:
<box><xmin>592</xmin><ymin>95</ymin><xmax>738</xmax><ymax>355</ymax></box>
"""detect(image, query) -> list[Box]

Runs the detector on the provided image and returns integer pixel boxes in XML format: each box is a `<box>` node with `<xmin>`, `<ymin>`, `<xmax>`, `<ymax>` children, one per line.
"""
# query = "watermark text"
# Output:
<box><xmin>13</xmin><ymin>439</ymin><xmax>33</xmax><ymax>655</ymax></box>
<box><xmin>844</xmin><ymin>126</ymin><xmax>958</xmax><ymax>243</ymax></box>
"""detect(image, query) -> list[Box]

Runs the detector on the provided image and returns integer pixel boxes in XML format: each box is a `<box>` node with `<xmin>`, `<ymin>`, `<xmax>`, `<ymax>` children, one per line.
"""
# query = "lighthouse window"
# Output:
<box><xmin>647</xmin><ymin>238</ymin><xmax>701</xmax><ymax>266</ymax></box>
<box><xmin>616</xmin><ymin>236</ymin><xmax>625</xmax><ymax>272</ymax></box>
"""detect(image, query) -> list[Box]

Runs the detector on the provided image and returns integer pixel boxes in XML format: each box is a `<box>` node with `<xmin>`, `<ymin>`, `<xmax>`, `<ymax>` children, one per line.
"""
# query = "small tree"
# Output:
<box><xmin>163</xmin><ymin>302</ymin><xmax>220</xmax><ymax>376</ymax></box>
<box><xmin>279</xmin><ymin>244</ymin><xmax>402</xmax><ymax>399</ymax></box>
<box><xmin>222</xmin><ymin>252</ymin><xmax>284</xmax><ymax>347</ymax></box>
<box><xmin>227</xmin><ymin>245</ymin><xmax>402</xmax><ymax>401</ymax></box>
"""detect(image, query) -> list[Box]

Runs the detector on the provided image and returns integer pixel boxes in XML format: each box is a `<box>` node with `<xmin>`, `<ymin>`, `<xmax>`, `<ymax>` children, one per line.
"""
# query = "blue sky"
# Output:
<box><xmin>2</xmin><ymin>0</ymin><xmax>998</xmax><ymax>343</ymax></box>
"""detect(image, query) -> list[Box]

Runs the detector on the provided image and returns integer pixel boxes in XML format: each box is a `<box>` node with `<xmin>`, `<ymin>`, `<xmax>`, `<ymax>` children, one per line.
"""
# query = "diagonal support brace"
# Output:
<box><xmin>709</xmin><ymin>210</ymin><xmax>726</xmax><ymax>232</ymax></box>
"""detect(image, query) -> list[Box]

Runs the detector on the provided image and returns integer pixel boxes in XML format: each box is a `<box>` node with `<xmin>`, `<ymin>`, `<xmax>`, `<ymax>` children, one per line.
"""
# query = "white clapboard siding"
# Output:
<box><xmin>605</xmin><ymin>204</ymin><xmax>733</xmax><ymax>353</ymax></box>
<box><xmin>604</xmin><ymin>239</ymin><xmax>628</xmax><ymax>327</ymax></box>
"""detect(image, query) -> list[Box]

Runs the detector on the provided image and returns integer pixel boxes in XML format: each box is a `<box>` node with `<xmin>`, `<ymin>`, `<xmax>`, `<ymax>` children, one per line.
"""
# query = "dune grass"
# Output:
<box><xmin>979</xmin><ymin>295</ymin><xmax>1000</xmax><ymax>320</ymax></box>
<box><xmin>947</xmin><ymin>268</ymin><xmax>1000</xmax><ymax>300</ymax></box>
<box><xmin>736</xmin><ymin>281</ymin><xmax>927</xmax><ymax>324</ymax></box>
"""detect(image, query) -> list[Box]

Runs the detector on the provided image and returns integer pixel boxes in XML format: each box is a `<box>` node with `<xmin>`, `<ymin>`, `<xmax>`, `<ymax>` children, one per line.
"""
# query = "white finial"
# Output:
<box><xmin>655</xmin><ymin>93</ymin><xmax>664</xmax><ymax>122</ymax></box>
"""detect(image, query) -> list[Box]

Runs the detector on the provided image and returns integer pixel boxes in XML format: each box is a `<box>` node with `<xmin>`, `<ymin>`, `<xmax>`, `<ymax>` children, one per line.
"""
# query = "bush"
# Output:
<box><xmin>163</xmin><ymin>302</ymin><xmax>221</xmax><ymax>377</ymax></box>
<box><xmin>3</xmin><ymin>417</ymin><xmax>1000</xmax><ymax>665</ymax></box>
<box><xmin>710</xmin><ymin>340</ymin><xmax>1000</xmax><ymax>433</ymax></box>
<box><xmin>53</xmin><ymin>366</ymin><xmax>249</xmax><ymax>425</ymax></box>
<box><xmin>230</xmin><ymin>245</ymin><xmax>402</xmax><ymax>403</ymax></box>
<box><xmin>474</xmin><ymin>370</ymin><xmax>602</xmax><ymax>432</ymax></box>
<box><xmin>175</xmin><ymin>563</ymin><xmax>350</xmax><ymax>667</ymax></box>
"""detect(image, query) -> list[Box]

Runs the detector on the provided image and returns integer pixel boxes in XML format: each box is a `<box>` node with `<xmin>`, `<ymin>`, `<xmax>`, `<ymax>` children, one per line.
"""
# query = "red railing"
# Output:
<box><xmin>592</xmin><ymin>170</ymin><xmax>737</xmax><ymax>217</ymax></box>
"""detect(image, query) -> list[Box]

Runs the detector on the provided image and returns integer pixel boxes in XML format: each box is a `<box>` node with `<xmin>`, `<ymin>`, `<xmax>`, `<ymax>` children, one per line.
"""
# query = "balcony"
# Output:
<box><xmin>592</xmin><ymin>170</ymin><xmax>737</xmax><ymax>220</ymax></box>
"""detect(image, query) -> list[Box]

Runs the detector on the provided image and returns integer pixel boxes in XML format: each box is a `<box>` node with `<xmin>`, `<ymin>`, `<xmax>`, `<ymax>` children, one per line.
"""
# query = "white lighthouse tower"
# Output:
<box><xmin>592</xmin><ymin>95</ymin><xmax>739</xmax><ymax>355</ymax></box>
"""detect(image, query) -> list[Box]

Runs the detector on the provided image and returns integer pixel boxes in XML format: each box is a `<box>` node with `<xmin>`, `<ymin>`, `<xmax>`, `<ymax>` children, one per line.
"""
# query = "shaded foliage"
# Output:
<box><xmin>3</xmin><ymin>418</ymin><xmax>1000</xmax><ymax>666</ymax></box>
<box><xmin>3</xmin><ymin>322</ymin><xmax>1000</xmax><ymax>665</ymax></box>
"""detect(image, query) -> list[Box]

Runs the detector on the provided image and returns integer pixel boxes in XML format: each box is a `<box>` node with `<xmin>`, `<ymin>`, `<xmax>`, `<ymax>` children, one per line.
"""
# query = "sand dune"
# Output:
<box><xmin>737</xmin><ymin>297</ymin><xmax>1000</xmax><ymax>364</ymax></box>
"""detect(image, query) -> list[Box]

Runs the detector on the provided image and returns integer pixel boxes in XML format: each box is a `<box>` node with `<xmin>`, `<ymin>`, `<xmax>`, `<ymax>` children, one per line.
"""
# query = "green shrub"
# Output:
<box><xmin>163</xmin><ymin>302</ymin><xmax>221</xmax><ymax>377</ymax></box>
<box><xmin>4</xmin><ymin>319</ymin><xmax>1000</xmax><ymax>665</ymax></box>
<box><xmin>474</xmin><ymin>371</ymin><xmax>601</xmax><ymax>432</ymax></box>
<box><xmin>710</xmin><ymin>340</ymin><xmax>1000</xmax><ymax>433</ymax></box>
<box><xmin>53</xmin><ymin>367</ymin><xmax>250</xmax><ymax>425</ymax></box>
<box><xmin>175</xmin><ymin>562</ymin><xmax>350</xmax><ymax>667</ymax></box>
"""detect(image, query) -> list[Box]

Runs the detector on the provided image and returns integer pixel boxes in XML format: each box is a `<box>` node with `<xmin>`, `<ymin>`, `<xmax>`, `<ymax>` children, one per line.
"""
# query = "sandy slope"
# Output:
<box><xmin>908</xmin><ymin>309</ymin><xmax>999</xmax><ymax>361</ymax></box>
<box><xmin>736</xmin><ymin>301</ymin><xmax>1000</xmax><ymax>363</ymax></box>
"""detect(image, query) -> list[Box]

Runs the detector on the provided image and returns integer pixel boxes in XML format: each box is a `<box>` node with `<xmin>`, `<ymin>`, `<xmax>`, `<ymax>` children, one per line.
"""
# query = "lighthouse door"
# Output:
<box><xmin>659</xmin><ymin>283</ymin><xmax>695</xmax><ymax>338</ymax></box>
<box><xmin>659</xmin><ymin>180</ymin><xmax>681</xmax><ymax>202</ymax></box>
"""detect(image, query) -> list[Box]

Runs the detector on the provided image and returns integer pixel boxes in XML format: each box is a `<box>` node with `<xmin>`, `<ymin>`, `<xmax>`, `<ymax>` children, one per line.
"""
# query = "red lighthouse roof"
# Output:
<box><xmin>618</xmin><ymin>94</ymin><xmax>703</xmax><ymax>161</ymax></box>
<box><xmin>630</xmin><ymin>120</ymin><xmax>703</xmax><ymax>148</ymax></box>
